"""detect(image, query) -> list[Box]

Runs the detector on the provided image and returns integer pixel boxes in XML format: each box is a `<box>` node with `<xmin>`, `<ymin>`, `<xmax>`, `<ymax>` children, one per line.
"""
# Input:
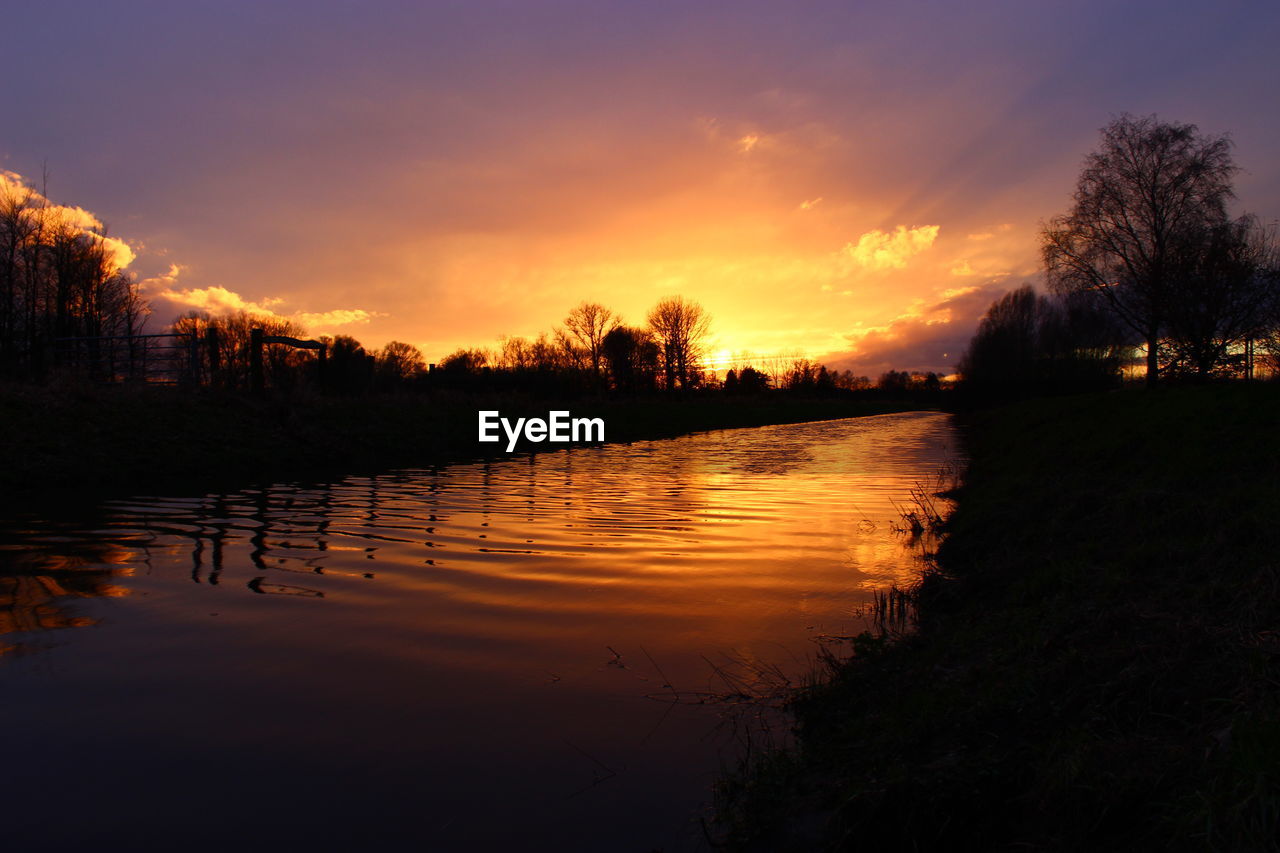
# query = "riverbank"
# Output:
<box><xmin>717</xmin><ymin>383</ymin><xmax>1280</xmax><ymax>851</ymax></box>
<box><xmin>0</xmin><ymin>382</ymin><xmax>927</xmax><ymax>510</ymax></box>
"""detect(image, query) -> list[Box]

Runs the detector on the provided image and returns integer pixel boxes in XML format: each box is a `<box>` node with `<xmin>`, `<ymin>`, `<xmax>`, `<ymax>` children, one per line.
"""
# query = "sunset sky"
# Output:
<box><xmin>2</xmin><ymin>1</ymin><xmax>1278</xmax><ymax>375</ymax></box>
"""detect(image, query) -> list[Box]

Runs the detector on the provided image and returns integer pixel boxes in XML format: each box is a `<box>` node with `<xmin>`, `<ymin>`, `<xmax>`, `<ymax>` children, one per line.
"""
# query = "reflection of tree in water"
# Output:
<box><xmin>134</xmin><ymin>484</ymin><xmax>350</xmax><ymax>597</ymax></box>
<box><xmin>0</xmin><ymin>548</ymin><xmax>132</xmax><ymax>656</ymax></box>
<box><xmin>0</xmin><ymin>481</ymin><xmax>345</xmax><ymax>655</ymax></box>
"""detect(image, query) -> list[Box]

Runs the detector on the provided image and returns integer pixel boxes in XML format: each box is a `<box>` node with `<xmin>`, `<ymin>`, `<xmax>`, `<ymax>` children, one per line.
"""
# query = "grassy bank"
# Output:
<box><xmin>717</xmin><ymin>383</ymin><xmax>1280</xmax><ymax>851</ymax></box>
<box><xmin>0</xmin><ymin>382</ymin><xmax>923</xmax><ymax>510</ymax></box>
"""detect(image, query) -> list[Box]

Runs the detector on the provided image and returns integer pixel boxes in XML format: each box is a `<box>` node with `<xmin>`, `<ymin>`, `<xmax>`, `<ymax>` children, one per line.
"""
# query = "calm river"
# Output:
<box><xmin>1</xmin><ymin>411</ymin><xmax>957</xmax><ymax>850</ymax></box>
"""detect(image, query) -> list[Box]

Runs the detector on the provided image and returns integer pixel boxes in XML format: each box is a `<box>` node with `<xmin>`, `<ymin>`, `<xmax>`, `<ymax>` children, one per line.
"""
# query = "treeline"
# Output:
<box><xmin>959</xmin><ymin>115</ymin><xmax>1280</xmax><ymax>397</ymax></box>
<box><xmin>434</xmin><ymin>296</ymin><xmax>715</xmax><ymax>394</ymax></box>
<box><xmin>958</xmin><ymin>286</ymin><xmax>1129</xmax><ymax>395</ymax></box>
<box><xmin>403</xmin><ymin>297</ymin><xmax>943</xmax><ymax>398</ymax></box>
<box><xmin>169</xmin><ymin>297</ymin><xmax>944</xmax><ymax>400</ymax></box>
<box><xmin>0</xmin><ymin>174</ymin><xmax>145</xmax><ymax>378</ymax></box>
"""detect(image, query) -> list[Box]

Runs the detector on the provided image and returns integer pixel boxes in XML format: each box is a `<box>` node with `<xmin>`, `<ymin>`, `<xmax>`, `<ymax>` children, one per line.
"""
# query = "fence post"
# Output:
<box><xmin>182</xmin><ymin>333</ymin><xmax>197</xmax><ymax>385</ymax></box>
<box><xmin>205</xmin><ymin>328</ymin><xmax>221</xmax><ymax>387</ymax></box>
<box><xmin>250</xmin><ymin>328</ymin><xmax>264</xmax><ymax>395</ymax></box>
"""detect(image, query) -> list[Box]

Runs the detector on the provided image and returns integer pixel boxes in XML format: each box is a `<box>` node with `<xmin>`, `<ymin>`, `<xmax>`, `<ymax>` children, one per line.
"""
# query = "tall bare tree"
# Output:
<box><xmin>646</xmin><ymin>295</ymin><xmax>710</xmax><ymax>390</ymax></box>
<box><xmin>564</xmin><ymin>301</ymin><xmax>618</xmax><ymax>379</ymax></box>
<box><xmin>1042</xmin><ymin>114</ymin><xmax>1237</xmax><ymax>385</ymax></box>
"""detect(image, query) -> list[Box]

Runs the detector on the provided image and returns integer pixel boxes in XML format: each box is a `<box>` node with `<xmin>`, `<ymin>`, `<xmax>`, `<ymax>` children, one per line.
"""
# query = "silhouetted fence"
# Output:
<box><xmin>52</xmin><ymin>333</ymin><xmax>200</xmax><ymax>384</ymax></box>
<box><xmin>48</xmin><ymin>328</ymin><xmax>331</xmax><ymax>391</ymax></box>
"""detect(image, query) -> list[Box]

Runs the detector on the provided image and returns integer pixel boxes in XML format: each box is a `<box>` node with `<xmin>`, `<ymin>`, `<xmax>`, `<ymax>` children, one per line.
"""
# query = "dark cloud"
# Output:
<box><xmin>821</xmin><ymin>281</ymin><xmax>1012</xmax><ymax>377</ymax></box>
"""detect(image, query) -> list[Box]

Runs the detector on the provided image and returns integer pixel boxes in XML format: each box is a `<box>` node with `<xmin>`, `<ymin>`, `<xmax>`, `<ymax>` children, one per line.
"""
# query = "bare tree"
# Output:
<box><xmin>551</xmin><ymin>326</ymin><xmax>587</xmax><ymax>371</ymax></box>
<box><xmin>377</xmin><ymin>341</ymin><xmax>426</xmax><ymax>384</ymax></box>
<box><xmin>564</xmin><ymin>301</ymin><xmax>617</xmax><ymax>379</ymax></box>
<box><xmin>496</xmin><ymin>335</ymin><xmax>534</xmax><ymax>371</ymax></box>
<box><xmin>1042</xmin><ymin>114</ymin><xmax>1237</xmax><ymax>385</ymax></box>
<box><xmin>646</xmin><ymin>295</ymin><xmax>710</xmax><ymax>390</ymax></box>
<box><xmin>173</xmin><ymin>309</ymin><xmax>309</xmax><ymax>390</ymax></box>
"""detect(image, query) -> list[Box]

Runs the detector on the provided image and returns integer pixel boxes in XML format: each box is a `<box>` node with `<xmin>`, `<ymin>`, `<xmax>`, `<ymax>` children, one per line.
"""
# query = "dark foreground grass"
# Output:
<box><xmin>0</xmin><ymin>381</ymin><xmax>919</xmax><ymax>510</ymax></box>
<box><xmin>716</xmin><ymin>383</ymin><xmax>1280</xmax><ymax>851</ymax></box>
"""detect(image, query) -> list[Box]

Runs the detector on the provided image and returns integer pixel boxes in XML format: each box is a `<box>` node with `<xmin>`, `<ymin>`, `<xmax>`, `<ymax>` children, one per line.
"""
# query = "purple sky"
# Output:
<box><xmin>3</xmin><ymin>1</ymin><xmax>1277</xmax><ymax>374</ymax></box>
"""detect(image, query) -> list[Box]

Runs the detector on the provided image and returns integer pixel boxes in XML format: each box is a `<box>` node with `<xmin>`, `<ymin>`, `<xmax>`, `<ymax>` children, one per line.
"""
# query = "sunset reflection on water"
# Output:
<box><xmin>0</xmin><ymin>412</ymin><xmax>956</xmax><ymax>850</ymax></box>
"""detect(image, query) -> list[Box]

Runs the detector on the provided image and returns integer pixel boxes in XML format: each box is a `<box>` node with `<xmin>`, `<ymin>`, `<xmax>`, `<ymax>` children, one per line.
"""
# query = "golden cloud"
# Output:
<box><xmin>154</xmin><ymin>284</ymin><xmax>283</xmax><ymax>316</ymax></box>
<box><xmin>294</xmin><ymin>309</ymin><xmax>378</xmax><ymax>328</ymax></box>
<box><xmin>0</xmin><ymin>170</ymin><xmax>136</xmax><ymax>271</ymax></box>
<box><xmin>99</xmin><ymin>236</ymin><xmax>136</xmax><ymax>271</ymax></box>
<box><xmin>843</xmin><ymin>224</ymin><xmax>939</xmax><ymax>271</ymax></box>
<box><xmin>150</xmin><ymin>280</ymin><xmax>379</xmax><ymax>333</ymax></box>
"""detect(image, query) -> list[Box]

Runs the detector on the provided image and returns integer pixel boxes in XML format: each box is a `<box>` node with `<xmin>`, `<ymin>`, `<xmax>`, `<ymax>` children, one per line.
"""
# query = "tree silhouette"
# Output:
<box><xmin>319</xmin><ymin>335</ymin><xmax>374</xmax><ymax>393</ymax></box>
<box><xmin>646</xmin><ymin>295</ymin><xmax>710</xmax><ymax>390</ymax></box>
<box><xmin>958</xmin><ymin>287</ymin><xmax>1042</xmax><ymax>391</ymax></box>
<box><xmin>173</xmin><ymin>310</ymin><xmax>309</xmax><ymax>390</ymax></box>
<box><xmin>959</xmin><ymin>285</ymin><xmax>1126</xmax><ymax>395</ymax></box>
<box><xmin>601</xmin><ymin>325</ymin><xmax>659</xmax><ymax>393</ymax></box>
<box><xmin>0</xmin><ymin>174</ymin><xmax>144</xmax><ymax>378</ymax></box>
<box><xmin>376</xmin><ymin>340</ymin><xmax>426</xmax><ymax>385</ymax></box>
<box><xmin>1162</xmin><ymin>215</ymin><xmax>1278</xmax><ymax>378</ymax></box>
<box><xmin>1042</xmin><ymin>114</ymin><xmax>1237</xmax><ymax>385</ymax></box>
<box><xmin>564</xmin><ymin>302</ymin><xmax>618</xmax><ymax>381</ymax></box>
<box><xmin>439</xmin><ymin>347</ymin><xmax>489</xmax><ymax>374</ymax></box>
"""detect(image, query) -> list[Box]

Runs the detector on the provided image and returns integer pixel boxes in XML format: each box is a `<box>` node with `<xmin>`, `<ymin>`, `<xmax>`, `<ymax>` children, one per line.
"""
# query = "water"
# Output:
<box><xmin>0</xmin><ymin>411</ymin><xmax>957</xmax><ymax>850</ymax></box>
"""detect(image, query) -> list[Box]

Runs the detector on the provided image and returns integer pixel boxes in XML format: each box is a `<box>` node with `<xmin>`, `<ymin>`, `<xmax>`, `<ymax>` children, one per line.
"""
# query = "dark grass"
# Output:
<box><xmin>715</xmin><ymin>383</ymin><xmax>1280</xmax><ymax>851</ymax></box>
<box><xmin>0</xmin><ymin>381</ymin><xmax>922</xmax><ymax>511</ymax></box>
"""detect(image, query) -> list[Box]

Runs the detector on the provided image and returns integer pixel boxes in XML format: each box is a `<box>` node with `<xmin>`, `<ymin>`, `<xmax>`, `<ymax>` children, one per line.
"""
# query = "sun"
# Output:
<box><xmin>708</xmin><ymin>348</ymin><xmax>734</xmax><ymax>368</ymax></box>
